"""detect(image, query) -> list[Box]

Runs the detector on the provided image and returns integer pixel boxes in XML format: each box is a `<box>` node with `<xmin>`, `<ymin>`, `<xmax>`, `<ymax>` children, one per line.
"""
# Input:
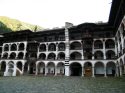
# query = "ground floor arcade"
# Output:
<box><xmin>0</xmin><ymin>60</ymin><xmax>124</xmax><ymax>77</ymax></box>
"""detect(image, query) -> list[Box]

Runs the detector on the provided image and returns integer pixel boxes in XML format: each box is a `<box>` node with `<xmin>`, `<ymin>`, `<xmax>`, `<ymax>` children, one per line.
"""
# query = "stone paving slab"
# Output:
<box><xmin>0</xmin><ymin>76</ymin><xmax>125</xmax><ymax>93</ymax></box>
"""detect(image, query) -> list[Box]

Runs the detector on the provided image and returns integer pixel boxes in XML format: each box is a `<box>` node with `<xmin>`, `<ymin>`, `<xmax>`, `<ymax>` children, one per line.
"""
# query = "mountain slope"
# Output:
<box><xmin>0</xmin><ymin>16</ymin><xmax>43</xmax><ymax>33</ymax></box>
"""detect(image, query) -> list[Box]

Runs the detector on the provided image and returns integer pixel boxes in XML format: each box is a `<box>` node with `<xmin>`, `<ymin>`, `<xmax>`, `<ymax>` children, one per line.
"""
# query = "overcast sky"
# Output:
<box><xmin>0</xmin><ymin>0</ymin><xmax>112</xmax><ymax>28</ymax></box>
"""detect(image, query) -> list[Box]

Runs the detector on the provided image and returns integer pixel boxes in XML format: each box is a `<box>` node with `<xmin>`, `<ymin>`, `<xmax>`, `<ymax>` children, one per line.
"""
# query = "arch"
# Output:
<box><xmin>8</xmin><ymin>61</ymin><xmax>14</xmax><ymax>69</ymax></box>
<box><xmin>0</xmin><ymin>61</ymin><xmax>6</xmax><ymax>75</ymax></box>
<box><xmin>39</xmin><ymin>44</ymin><xmax>46</xmax><ymax>52</ymax></box>
<box><xmin>94</xmin><ymin>62</ymin><xmax>104</xmax><ymax>76</ymax></box>
<box><xmin>105</xmin><ymin>39</ymin><xmax>115</xmax><ymax>48</ymax></box>
<box><xmin>106</xmin><ymin>62</ymin><xmax>116</xmax><ymax>76</ymax></box>
<box><xmin>48</xmin><ymin>53</ymin><xmax>56</xmax><ymax>60</ymax></box>
<box><xmin>17</xmin><ymin>61</ymin><xmax>22</xmax><ymax>70</ymax></box>
<box><xmin>47</xmin><ymin>62</ymin><xmax>55</xmax><ymax>75</ymax></box>
<box><xmin>58</xmin><ymin>42</ymin><xmax>65</xmax><ymax>51</ymax></box>
<box><xmin>29</xmin><ymin>62</ymin><xmax>36</xmax><ymax>74</ymax></box>
<box><xmin>70</xmin><ymin>52</ymin><xmax>82</xmax><ymax>60</ymax></box>
<box><xmin>4</xmin><ymin>44</ymin><xmax>9</xmax><ymax>51</ymax></box>
<box><xmin>19</xmin><ymin>43</ymin><xmax>25</xmax><ymax>51</ymax></box>
<box><xmin>2</xmin><ymin>53</ymin><xmax>8</xmax><ymax>59</ymax></box>
<box><xmin>70</xmin><ymin>42</ymin><xmax>82</xmax><ymax>50</ymax></box>
<box><xmin>57</xmin><ymin>62</ymin><xmax>65</xmax><ymax>75</ymax></box>
<box><xmin>106</xmin><ymin>50</ymin><xmax>115</xmax><ymax>59</ymax></box>
<box><xmin>94</xmin><ymin>40</ymin><xmax>103</xmax><ymax>49</ymax></box>
<box><xmin>17</xmin><ymin>52</ymin><xmax>24</xmax><ymax>59</ymax></box>
<box><xmin>39</xmin><ymin>53</ymin><xmax>46</xmax><ymax>60</ymax></box>
<box><xmin>84</xmin><ymin>62</ymin><xmax>92</xmax><ymax>77</ymax></box>
<box><xmin>48</xmin><ymin>43</ymin><xmax>56</xmax><ymax>51</ymax></box>
<box><xmin>70</xmin><ymin>62</ymin><xmax>82</xmax><ymax>76</ymax></box>
<box><xmin>57</xmin><ymin>52</ymin><xmax>65</xmax><ymax>60</ymax></box>
<box><xmin>11</xmin><ymin>44</ymin><xmax>17</xmax><ymax>51</ymax></box>
<box><xmin>94</xmin><ymin>51</ymin><xmax>103</xmax><ymax>59</ymax></box>
<box><xmin>37</xmin><ymin>62</ymin><xmax>45</xmax><ymax>75</ymax></box>
<box><xmin>9</xmin><ymin>52</ymin><xmax>16</xmax><ymax>59</ymax></box>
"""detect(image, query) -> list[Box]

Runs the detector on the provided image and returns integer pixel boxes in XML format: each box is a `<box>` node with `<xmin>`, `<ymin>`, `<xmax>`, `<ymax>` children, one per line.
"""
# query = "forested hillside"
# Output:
<box><xmin>0</xmin><ymin>16</ymin><xmax>43</xmax><ymax>33</ymax></box>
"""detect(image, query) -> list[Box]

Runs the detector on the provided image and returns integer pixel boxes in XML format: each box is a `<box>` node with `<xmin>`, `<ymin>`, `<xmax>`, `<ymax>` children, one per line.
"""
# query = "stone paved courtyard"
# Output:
<box><xmin>0</xmin><ymin>76</ymin><xmax>125</xmax><ymax>93</ymax></box>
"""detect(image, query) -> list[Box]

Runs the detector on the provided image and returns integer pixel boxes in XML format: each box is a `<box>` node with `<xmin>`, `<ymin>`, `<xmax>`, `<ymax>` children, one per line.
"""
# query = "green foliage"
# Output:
<box><xmin>0</xmin><ymin>16</ymin><xmax>43</xmax><ymax>33</ymax></box>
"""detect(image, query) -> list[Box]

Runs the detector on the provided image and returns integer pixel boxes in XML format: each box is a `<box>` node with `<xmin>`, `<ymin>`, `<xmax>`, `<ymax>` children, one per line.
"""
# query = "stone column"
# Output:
<box><xmin>82</xmin><ymin>67</ymin><xmax>84</xmax><ymax>77</ymax></box>
<box><xmin>46</xmin><ymin>44</ymin><xmax>48</xmax><ymax>52</ymax></box>
<box><xmin>13</xmin><ymin>64</ymin><xmax>17</xmax><ymax>76</ymax></box>
<box><xmin>103</xmin><ymin>40</ymin><xmax>106</xmax><ymax>59</ymax></box>
<box><xmin>17</xmin><ymin>44</ymin><xmax>19</xmax><ymax>51</ymax></box>
<box><xmin>4</xmin><ymin>63</ymin><xmax>9</xmax><ymax>76</ymax></box>
<box><xmin>22</xmin><ymin>65</ymin><xmax>24</xmax><ymax>75</ymax></box>
<box><xmin>92</xmin><ymin>67</ymin><xmax>95</xmax><ymax>77</ymax></box>
<box><xmin>64</xmin><ymin>22</ymin><xmax>72</xmax><ymax>76</ymax></box>
<box><xmin>35</xmin><ymin>63</ymin><xmax>38</xmax><ymax>75</ymax></box>
<box><xmin>55</xmin><ymin>66</ymin><xmax>57</xmax><ymax>76</ymax></box>
<box><xmin>92</xmin><ymin>41</ymin><xmax>94</xmax><ymax>60</ymax></box>
<box><xmin>119</xmin><ymin>66</ymin><xmax>122</xmax><ymax>76</ymax></box>
<box><xmin>65</xmin><ymin>65</ymin><xmax>70</xmax><ymax>76</ymax></box>
<box><xmin>27</xmin><ymin>64</ymin><xmax>30</xmax><ymax>74</ymax></box>
<box><xmin>45</xmin><ymin>65</ymin><xmax>47</xmax><ymax>76</ymax></box>
<box><xmin>104</xmin><ymin>65</ymin><xmax>107</xmax><ymax>77</ymax></box>
<box><xmin>9</xmin><ymin>44</ymin><xmax>11</xmax><ymax>51</ymax></box>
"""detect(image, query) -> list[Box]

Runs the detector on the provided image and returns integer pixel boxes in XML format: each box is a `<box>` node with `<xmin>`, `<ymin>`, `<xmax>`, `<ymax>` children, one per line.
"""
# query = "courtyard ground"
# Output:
<box><xmin>0</xmin><ymin>76</ymin><xmax>125</xmax><ymax>93</ymax></box>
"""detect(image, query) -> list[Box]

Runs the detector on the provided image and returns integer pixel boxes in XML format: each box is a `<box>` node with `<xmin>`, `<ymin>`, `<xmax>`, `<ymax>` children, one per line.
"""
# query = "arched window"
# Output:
<box><xmin>4</xmin><ymin>44</ymin><xmax>9</xmax><ymax>51</ymax></box>
<box><xmin>94</xmin><ymin>40</ymin><xmax>103</xmax><ymax>49</ymax></box>
<box><xmin>11</xmin><ymin>44</ymin><xmax>17</xmax><ymax>51</ymax></box>
<box><xmin>48</xmin><ymin>53</ymin><xmax>56</xmax><ymax>60</ymax></box>
<box><xmin>2</xmin><ymin>53</ymin><xmax>8</xmax><ymax>59</ymax></box>
<box><xmin>106</xmin><ymin>50</ymin><xmax>115</xmax><ymax>59</ymax></box>
<box><xmin>48</xmin><ymin>43</ymin><xmax>56</xmax><ymax>51</ymax></box>
<box><xmin>58</xmin><ymin>43</ymin><xmax>65</xmax><ymax>51</ymax></box>
<box><xmin>70</xmin><ymin>42</ymin><xmax>82</xmax><ymax>50</ymax></box>
<box><xmin>19</xmin><ymin>43</ymin><xmax>25</xmax><ymax>50</ymax></box>
<box><xmin>39</xmin><ymin>44</ymin><xmax>46</xmax><ymax>51</ymax></box>
<box><xmin>17</xmin><ymin>52</ymin><xmax>24</xmax><ymax>59</ymax></box>
<box><xmin>70</xmin><ymin>52</ymin><xmax>82</xmax><ymax>60</ymax></box>
<box><xmin>39</xmin><ymin>53</ymin><xmax>46</xmax><ymax>60</ymax></box>
<box><xmin>57</xmin><ymin>52</ymin><xmax>65</xmax><ymax>60</ymax></box>
<box><xmin>94</xmin><ymin>51</ymin><xmax>103</xmax><ymax>59</ymax></box>
<box><xmin>9</xmin><ymin>52</ymin><xmax>16</xmax><ymax>59</ymax></box>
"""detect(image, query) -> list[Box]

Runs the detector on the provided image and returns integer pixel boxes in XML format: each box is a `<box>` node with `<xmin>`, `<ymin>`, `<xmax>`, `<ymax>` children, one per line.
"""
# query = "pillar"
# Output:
<box><xmin>92</xmin><ymin>67</ymin><xmax>95</xmax><ymax>77</ymax></box>
<box><xmin>55</xmin><ymin>66</ymin><xmax>57</xmax><ymax>76</ymax></box>
<box><xmin>45</xmin><ymin>65</ymin><xmax>47</xmax><ymax>76</ymax></box>
<box><xmin>4</xmin><ymin>63</ymin><xmax>9</xmax><ymax>76</ymax></box>
<box><xmin>13</xmin><ymin>64</ymin><xmax>17</xmax><ymax>76</ymax></box>
<box><xmin>82</xmin><ymin>67</ymin><xmax>84</xmax><ymax>77</ymax></box>
<box><xmin>103</xmin><ymin>40</ymin><xmax>106</xmax><ymax>59</ymax></box>
<box><xmin>65</xmin><ymin>65</ymin><xmax>70</xmax><ymax>76</ymax></box>
<box><xmin>22</xmin><ymin>65</ymin><xmax>24</xmax><ymax>75</ymax></box>
<box><xmin>104</xmin><ymin>65</ymin><xmax>107</xmax><ymax>77</ymax></box>
<box><xmin>35</xmin><ymin>63</ymin><xmax>38</xmax><ymax>75</ymax></box>
<box><xmin>119</xmin><ymin>66</ymin><xmax>122</xmax><ymax>76</ymax></box>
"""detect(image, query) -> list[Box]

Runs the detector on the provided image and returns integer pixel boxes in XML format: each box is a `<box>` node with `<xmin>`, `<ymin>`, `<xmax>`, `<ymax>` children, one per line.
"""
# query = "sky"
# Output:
<box><xmin>0</xmin><ymin>0</ymin><xmax>112</xmax><ymax>28</ymax></box>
